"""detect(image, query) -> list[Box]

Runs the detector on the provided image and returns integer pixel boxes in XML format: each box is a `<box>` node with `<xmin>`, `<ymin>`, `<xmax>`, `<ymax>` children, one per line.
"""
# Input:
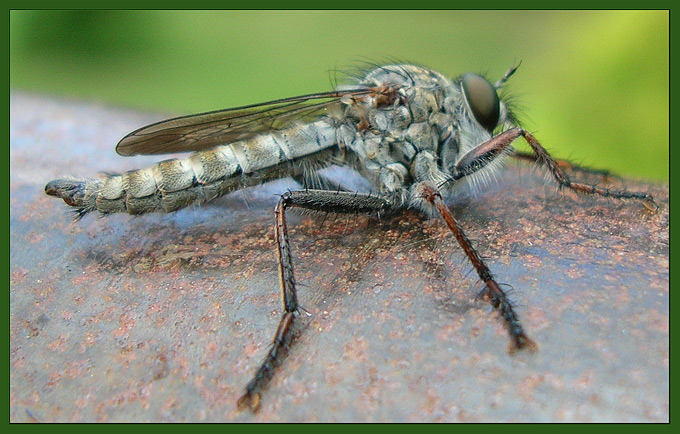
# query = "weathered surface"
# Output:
<box><xmin>10</xmin><ymin>92</ymin><xmax>668</xmax><ymax>422</ymax></box>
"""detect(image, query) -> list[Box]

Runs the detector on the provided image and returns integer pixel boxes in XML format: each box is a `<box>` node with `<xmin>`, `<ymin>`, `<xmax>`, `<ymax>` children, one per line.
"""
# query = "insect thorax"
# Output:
<box><xmin>333</xmin><ymin>64</ymin><xmax>504</xmax><ymax>209</ymax></box>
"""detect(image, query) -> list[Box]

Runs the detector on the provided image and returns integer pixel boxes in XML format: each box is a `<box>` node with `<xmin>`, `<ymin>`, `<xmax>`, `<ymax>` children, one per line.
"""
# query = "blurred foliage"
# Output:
<box><xmin>10</xmin><ymin>10</ymin><xmax>668</xmax><ymax>180</ymax></box>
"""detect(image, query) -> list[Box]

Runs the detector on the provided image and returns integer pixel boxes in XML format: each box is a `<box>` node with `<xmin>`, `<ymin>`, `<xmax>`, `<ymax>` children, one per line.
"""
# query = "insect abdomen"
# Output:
<box><xmin>45</xmin><ymin>121</ymin><xmax>340</xmax><ymax>217</ymax></box>
<box><xmin>46</xmin><ymin>145</ymin><xmax>243</xmax><ymax>216</ymax></box>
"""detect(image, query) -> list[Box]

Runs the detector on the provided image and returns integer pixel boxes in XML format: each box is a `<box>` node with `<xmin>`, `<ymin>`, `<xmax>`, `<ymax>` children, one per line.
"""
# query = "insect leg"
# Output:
<box><xmin>450</xmin><ymin>128</ymin><xmax>655</xmax><ymax>210</ymax></box>
<box><xmin>237</xmin><ymin>189</ymin><xmax>394</xmax><ymax>412</ymax></box>
<box><xmin>511</xmin><ymin>150</ymin><xmax>614</xmax><ymax>179</ymax></box>
<box><xmin>292</xmin><ymin>173</ymin><xmax>350</xmax><ymax>191</ymax></box>
<box><xmin>518</xmin><ymin>129</ymin><xmax>656</xmax><ymax>209</ymax></box>
<box><xmin>418</xmin><ymin>183</ymin><xmax>537</xmax><ymax>353</ymax></box>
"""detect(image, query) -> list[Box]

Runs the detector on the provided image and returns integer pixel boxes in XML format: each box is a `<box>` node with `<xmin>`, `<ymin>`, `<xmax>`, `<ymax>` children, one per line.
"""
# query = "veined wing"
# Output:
<box><xmin>116</xmin><ymin>88</ymin><xmax>378</xmax><ymax>156</ymax></box>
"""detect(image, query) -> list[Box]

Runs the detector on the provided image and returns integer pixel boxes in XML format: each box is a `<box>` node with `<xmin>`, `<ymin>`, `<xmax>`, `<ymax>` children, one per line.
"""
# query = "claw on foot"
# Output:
<box><xmin>642</xmin><ymin>197</ymin><xmax>658</xmax><ymax>213</ymax></box>
<box><xmin>237</xmin><ymin>391</ymin><xmax>261</xmax><ymax>413</ymax></box>
<box><xmin>509</xmin><ymin>334</ymin><xmax>538</xmax><ymax>354</ymax></box>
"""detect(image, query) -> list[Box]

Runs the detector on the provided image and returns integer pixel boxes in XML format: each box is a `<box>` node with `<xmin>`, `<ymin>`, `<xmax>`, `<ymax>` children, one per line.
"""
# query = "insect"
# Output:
<box><xmin>45</xmin><ymin>63</ymin><xmax>655</xmax><ymax>412</ymax></box>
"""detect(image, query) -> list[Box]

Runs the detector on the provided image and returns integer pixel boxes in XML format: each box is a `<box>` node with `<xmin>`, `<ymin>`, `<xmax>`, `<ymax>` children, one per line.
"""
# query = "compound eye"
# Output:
<box><xmin>461</xmin><ymin>73</ymin><xmax>501</xmax><ymax>132</ymax></box>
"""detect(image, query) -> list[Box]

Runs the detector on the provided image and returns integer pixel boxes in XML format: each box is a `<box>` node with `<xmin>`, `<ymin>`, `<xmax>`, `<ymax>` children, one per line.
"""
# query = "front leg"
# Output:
<box><xmin>448</xmin><ymin>128</ymin><xmax>655</xmax><ymax>210</ymax></box>
<box><xmin>511</xmin><ymin>150</ymin><xmax>614</xmax><ymax>179</ymax></box>
<box><xmin>237</xmin><ymin>190</ymin><xmax>394</xmax><ymax>412</ymax></box>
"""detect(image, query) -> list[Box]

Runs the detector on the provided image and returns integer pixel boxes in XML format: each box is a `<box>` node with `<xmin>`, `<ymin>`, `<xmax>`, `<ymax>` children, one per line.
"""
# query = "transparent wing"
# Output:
<box><xmin>115</xmin><ymin>88</ymin><xmax>377</xmax><ymax>156</ymax></box>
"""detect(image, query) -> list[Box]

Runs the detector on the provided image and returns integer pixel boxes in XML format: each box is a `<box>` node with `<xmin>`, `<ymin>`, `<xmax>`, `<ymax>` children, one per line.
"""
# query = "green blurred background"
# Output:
<box><xmin>10</xmin><ymin>10</ymin><xmax>668</xmax><ymax>181</ymax></box>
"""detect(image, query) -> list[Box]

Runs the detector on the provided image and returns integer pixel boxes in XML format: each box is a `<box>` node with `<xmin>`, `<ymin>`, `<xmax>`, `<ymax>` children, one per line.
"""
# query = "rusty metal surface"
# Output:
<box><xmin>10</xmin><ymin>91</ymin><xmax>668</xmax><ymax>422</ymax></box>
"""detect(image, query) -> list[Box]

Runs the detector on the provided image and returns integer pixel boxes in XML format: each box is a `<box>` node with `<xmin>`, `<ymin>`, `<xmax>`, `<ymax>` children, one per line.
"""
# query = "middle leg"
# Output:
<box><xmin>417</xmin><ymin>182</ymin><xmax>537</xmax><ymax>353</ymax></box>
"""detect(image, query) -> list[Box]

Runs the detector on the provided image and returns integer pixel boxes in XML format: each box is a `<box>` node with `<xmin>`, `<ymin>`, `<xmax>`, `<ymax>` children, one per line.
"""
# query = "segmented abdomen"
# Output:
<box><xmin>46</xmin><ymin>121</ymin><xmax>339</xmax><ymax>217</ymax></box>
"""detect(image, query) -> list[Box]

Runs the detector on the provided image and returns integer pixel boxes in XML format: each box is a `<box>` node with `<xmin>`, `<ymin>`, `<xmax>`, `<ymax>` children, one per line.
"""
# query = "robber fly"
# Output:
<box><xmin>45</xmin><ymin>64</ymin><xmax>655</xmax><ymax>411</ymax></box>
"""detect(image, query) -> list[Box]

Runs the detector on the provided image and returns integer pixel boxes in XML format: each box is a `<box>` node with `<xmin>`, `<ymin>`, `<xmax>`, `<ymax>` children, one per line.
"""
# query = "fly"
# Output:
<box><xmin>45</xmin><ymin>63</ymin><xmax>655</xmax><ymax>412</ymax></box>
